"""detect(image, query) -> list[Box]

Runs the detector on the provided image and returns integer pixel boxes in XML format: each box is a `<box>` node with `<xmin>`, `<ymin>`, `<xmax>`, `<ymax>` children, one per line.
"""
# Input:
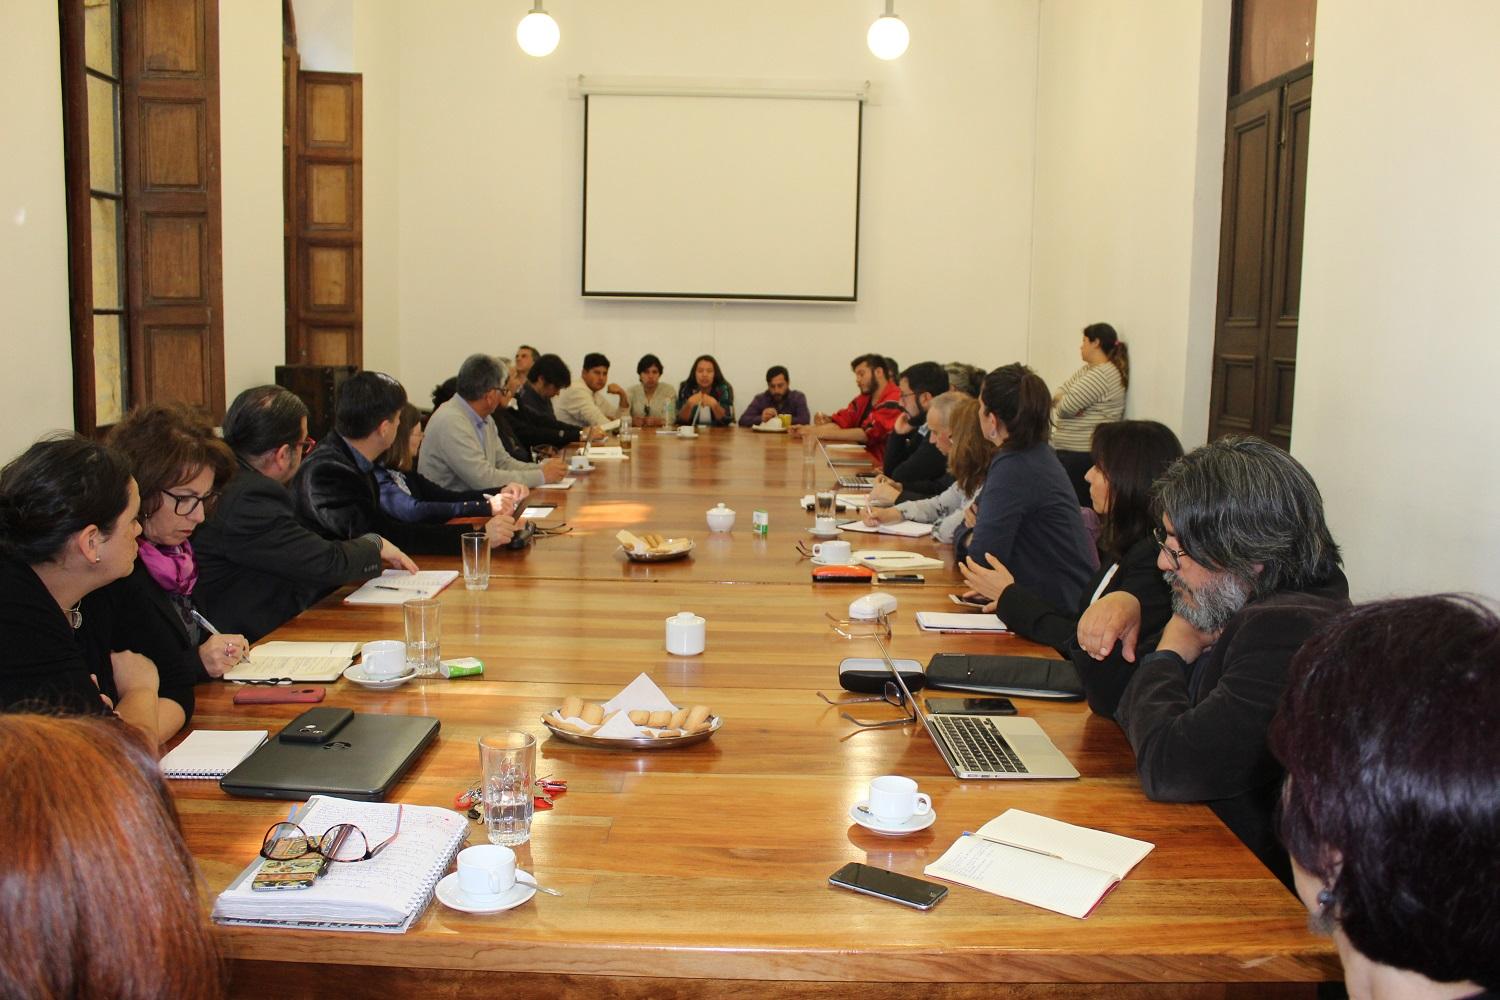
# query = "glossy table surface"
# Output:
<box><xmin>175</xmin><ymin>427</ymin><xmax>1337</xmax><ymax>997</ymax></box>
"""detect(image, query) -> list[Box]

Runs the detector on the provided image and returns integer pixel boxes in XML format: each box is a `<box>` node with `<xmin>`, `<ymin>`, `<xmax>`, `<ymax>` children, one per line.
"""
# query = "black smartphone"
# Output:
<box><xmin>948</xmin><ymin>593</ymin><xmax>990</xmax><ymax>607</ymax></box>
<box><xmin>876</xmin><ymin>572</ymin><xmax>924</xmax><ymax>584</ymax></box>
<box><xmin>829</xmin><ymin>862</ymin><xmax>947</xmax><ymax>910</ymax></box>
<box><xmin>925</xmin><ymin>697</ymin><xmax>1018</xmax><ymax>716</ymax></box>
<box><xmin>278</xmin><ymin>707</ymin><xmax>354</xmax><ymax>744</ymax></box>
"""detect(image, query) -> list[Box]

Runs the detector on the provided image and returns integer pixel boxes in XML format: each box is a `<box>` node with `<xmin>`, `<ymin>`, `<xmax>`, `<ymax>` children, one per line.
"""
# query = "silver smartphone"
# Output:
<box><xmin>828</xmin><ymin>862</ymin><xmax>948</xmax><ymax>910</ymax></box>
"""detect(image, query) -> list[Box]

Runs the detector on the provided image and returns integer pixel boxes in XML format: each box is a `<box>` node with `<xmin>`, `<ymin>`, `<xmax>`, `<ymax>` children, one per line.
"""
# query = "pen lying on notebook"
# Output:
<box><xmin>962</xmin><ymin>831</ymin><xmax>1065</xmax><ymax>860</ymax></box>
<box><xmin>191</xmin><ymin>609</ymin><xmax>252</xmax><ymax>666</ymax></box>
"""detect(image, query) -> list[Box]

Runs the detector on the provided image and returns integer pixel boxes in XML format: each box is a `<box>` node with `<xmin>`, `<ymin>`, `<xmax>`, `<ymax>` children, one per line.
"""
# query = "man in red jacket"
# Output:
<box><xmin>806</xmin><ymin>354</ymin><xmax>903</xmax><ymax>463</ymax></box>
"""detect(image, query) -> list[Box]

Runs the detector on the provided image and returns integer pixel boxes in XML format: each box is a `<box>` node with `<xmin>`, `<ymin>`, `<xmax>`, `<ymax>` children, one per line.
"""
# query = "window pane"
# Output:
<box><xmin>93</xmin><ymin>313</ymin><xmax>127</xmax><ymax>426</ymax></box>
<box><xmin>90</xmin><ymin>196</ymin><xmax>122</xmax><ymax>309</ymax></box>
<box><xmin>86</xmin><ymin>75</ymin><xmax>120</xmax><ymax>194</ymax></box>
<box><xmin>84</xmin><ymin>0</ymin><xmax>116</xmax><ymax>77</ymax></box>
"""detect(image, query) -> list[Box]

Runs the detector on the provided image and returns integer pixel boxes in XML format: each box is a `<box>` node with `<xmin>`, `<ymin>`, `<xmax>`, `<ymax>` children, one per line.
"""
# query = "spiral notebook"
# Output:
<box><xmin>159</xmin><ymin>730</ymin><xmax>268</xmax><ymax>779</ymax></box>
<box><xmin>212</xmin><ymin>796</ymin><xmax>468</xmax><ymax>933</ymax></box>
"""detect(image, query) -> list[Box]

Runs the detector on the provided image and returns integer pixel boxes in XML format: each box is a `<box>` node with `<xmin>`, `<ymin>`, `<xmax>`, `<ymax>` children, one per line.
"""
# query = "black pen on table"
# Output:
<box><xmin>190</xmin><ymin>608</ymin><xmax>251</xmax><ymax>665</ymax></box>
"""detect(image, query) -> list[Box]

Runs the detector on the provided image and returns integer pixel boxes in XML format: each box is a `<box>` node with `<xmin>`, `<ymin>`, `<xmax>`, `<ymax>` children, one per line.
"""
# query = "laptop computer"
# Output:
<box><xmin>220</xmin><ymin>711</ymin><xmax>440</xmax><ymax>801</ymax></box>
<box><xmin>817</xmin><ymin>439</ymin><xmax>878</xmax><ymax>490</ymax></box>
<box><xmin>883</xmin><ymin>650</ymin><xmax>1079</xmax><ymax>780</ymax></box>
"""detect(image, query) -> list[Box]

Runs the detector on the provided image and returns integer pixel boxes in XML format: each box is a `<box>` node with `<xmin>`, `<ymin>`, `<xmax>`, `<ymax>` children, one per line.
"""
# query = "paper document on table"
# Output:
<box><xmin>224</xmin><ymin>642</ymin><xmax>361</xmax><ymax>682</ymax></box>
<box><xmin>915</xmin><ymin>611</ymin><xmax>1009</xmax><ymax>633</ymax></box>
<box><xmin>343</xmin><ymin>570</ymin><xmax>458</xmax><ymax>605</ymax></box>
<box><xmin>534</xmin><ymin>477</ymin><xmax>577</xmax><ymax>490</ymax></box>
<box><xmin>924</xmin><ymin>810</ymin><xmax>1153</xmax><ymax>918</ymax></box>
<box><xmin>600</xmin><ymin>418</ymin><xmax>622</xmax><ymax>432</ymax></box>
<box><xmin>159</xmin><ymin>729</ymin><xmax>267</xmax><ymax>778</ymax></box>
<box><xmin>838</xmin><ymin>519</ymin><xmax>933</xmax><ymax>538</ymax></box>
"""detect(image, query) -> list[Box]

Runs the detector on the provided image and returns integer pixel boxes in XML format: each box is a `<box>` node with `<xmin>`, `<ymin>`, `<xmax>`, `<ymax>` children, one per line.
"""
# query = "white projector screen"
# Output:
<box><xmin>582</xmin><ymin>93</ymin><xmax>861</xmax><ymax>301</ymax></box>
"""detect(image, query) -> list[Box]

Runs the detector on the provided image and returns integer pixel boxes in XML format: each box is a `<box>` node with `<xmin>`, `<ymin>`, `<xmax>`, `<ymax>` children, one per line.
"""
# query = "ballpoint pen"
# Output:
<box><xmin>191</xmin><ymin>608</ymin><xmax>251</xmax><ymax>665</ymax></box>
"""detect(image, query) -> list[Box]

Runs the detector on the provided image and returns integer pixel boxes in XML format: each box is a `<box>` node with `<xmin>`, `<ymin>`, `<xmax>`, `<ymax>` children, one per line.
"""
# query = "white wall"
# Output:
<box><xmin>219</xmin><ymin>2</ymin><xmax>286</xmax><ymax>400</ymax></box>
<box><xmin>1027</xmin><ymin>0</ymin><xmax>1229</xmax><ymax>445</ymax></box>
<box><xmin>290</xmin><ymin>0</ymin><xmax>354</xmax><ymax>73</ymax></box>
<box><xmin>0</xmin><ymin>0</ymin><xmax>79</xmax><ymax>459</ymax></box>
<box><xmin>1293</xmin><ymin>0</ymin><xmax>1500</xmax><ymax>598</ymax></box>
<box><xmin>354</xmin><ymin>2</ymin><xmax>401</xmax><ymax>377</ymax></box>
<box><xmin>388</xmin><ymin>0</ymin><xmax>1040</xmax><ymax>415</ymax></box>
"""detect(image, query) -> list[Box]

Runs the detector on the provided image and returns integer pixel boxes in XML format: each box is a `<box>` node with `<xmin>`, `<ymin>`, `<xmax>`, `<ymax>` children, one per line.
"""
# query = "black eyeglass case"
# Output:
<box><xmin>838</xmin><ymin>656</ymin><xmax>927</xmax><ymax>694</ymax></box>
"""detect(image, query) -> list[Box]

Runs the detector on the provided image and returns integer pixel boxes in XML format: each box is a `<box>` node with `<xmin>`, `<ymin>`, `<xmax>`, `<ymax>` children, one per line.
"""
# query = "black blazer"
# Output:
<box><xmin>512</xmin><ymin>384</ymin><xmax>584</xmax><ymax>448</ymax></box>
<box><xmin>292</xmin><ymin>435</ymin><xmax>473</xmax><ymax>556</ymax></box>
<box><xmin>79</xmin><ymin>560</ymin><xmax>205</xmax><ymax>720</ymax></box>
<box><xmin>882</xmin><ymin>426</ymin><xmax>952</xmax><ymax>502</ymax></box>
<box><xmin>194</xmin><ymin>459</ymin><xmax>382</xmax><ymax>642</ymax></box>
<box><xmin>1113</xmin><ymin>569</ymin><xmax>1351</xmax><ymax>888</ymax></box>
<box><xmin>0</xmin><ymin>556</ymin><xmax>111</xmax><ymax>716</ymax></box>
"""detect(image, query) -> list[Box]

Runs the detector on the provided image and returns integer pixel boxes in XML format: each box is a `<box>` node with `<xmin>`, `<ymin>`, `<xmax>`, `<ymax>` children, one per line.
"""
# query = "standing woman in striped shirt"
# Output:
<box><xmin>1052</xmin><ymin>322</ymin><xmax>1129</xmax><ymax>506</ymax></box>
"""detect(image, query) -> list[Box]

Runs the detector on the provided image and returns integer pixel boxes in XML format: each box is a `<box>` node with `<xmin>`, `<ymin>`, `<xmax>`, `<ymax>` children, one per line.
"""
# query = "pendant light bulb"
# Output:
<box><xmin>867</xmin><ymin>0</ymin><xmax>910</xmax><ymax>60</ymax></box>
<box><xmin>517</xmin><ymin>1</ymin><xmax>560</xmax><ymax>57</ymax></box>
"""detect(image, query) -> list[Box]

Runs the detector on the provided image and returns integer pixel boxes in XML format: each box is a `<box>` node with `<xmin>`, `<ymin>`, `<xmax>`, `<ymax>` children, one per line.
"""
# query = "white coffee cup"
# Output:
<box><xmin>867</xmin><ymin>775</ymin><xmax>932</xmax><ymax>824</ymax></box>
<box><xmin>456</xmin><ymin>844</ymin><xmax>517</xmax><ymax>899</ymax></box>
<box><xmin>677</xmin><ymin>425</ymin><xmax>696</xmax><ymax>439</ymax></box>
<box><xmin>361</xmin><ymin>639</ymin><xmax>407</xmax><ymax>679</ymax></box>
<box><xmin>665</xmin><ymin>611</ymin><xmax>707</xmax><ymax>655</ymax></box>
<box><xmin>812</xmin><ymin>540</ymin><xmax>852</xmax><ymax>564</ymax></box>
<box><xmin>813</xmin><ymin>515</ymin><xmax>839</xmax><ymax>534</ymax></box>
<box><xmin>569</xmin><ymin>453</ymin><xmax>590</xmax><ymax>471</ymax></box>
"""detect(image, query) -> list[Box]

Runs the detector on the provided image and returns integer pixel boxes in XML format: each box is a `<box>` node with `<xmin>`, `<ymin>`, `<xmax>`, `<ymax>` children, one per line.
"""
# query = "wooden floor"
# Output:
<box><xmin>172</xmin><ymin>427</ymin><xmax>1338</xmax><ymax>997</ymax></box>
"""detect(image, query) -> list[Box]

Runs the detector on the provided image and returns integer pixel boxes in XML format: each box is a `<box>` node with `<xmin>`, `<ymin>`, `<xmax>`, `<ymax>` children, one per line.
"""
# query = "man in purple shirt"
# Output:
<box><xmin>737</xmin><ymin>366</ymin><xmax>811</xmax><ymax>427</ymax></box>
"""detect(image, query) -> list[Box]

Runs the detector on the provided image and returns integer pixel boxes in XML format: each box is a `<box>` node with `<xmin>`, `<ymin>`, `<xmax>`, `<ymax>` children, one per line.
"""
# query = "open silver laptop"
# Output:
<box><xmin>817</xmin><ymin>439</ymin><xmax>877</xmax><ymax>490</ymax></box>
<box><xmin>885</xmin><ymin>653</ymin><xmax>1079</xmax><ymax>780</ymax></box>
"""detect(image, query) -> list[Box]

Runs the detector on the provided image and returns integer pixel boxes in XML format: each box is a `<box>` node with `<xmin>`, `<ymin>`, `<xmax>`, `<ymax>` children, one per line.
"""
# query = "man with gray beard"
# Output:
<box><xmin>1109</xmin><ymin>437</ymin><xmax>1348</xmax><ymax>889</ymax></box>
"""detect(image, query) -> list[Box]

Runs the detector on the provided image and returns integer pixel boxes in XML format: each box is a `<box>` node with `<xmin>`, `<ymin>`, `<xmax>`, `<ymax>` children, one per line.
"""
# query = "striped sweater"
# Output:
<box><xmin>1052</xmin><ymin>362</ymin><xmax>1125</xmax><ymax>452</ymax></box>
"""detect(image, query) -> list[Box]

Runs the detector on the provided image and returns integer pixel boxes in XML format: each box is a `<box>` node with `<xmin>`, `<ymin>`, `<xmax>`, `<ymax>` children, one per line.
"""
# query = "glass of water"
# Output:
<box><xmin>403</xmin><ymin>598</ymin><xmax>442</xmax><ymax>677</ymax></box>
<box><xmin>461</xmin><ymin>531</ymin><xmax>490</xmax><ymax>591</ymax></box>
<box><xmin>814</xmin><ymin>490</ymin><xmax>837</xmax><ymax>522</ymax></box>
<box><xmin>479</xmin><ymin>731</ymin><xmax>536</xmax><ymax>846</ymax></box>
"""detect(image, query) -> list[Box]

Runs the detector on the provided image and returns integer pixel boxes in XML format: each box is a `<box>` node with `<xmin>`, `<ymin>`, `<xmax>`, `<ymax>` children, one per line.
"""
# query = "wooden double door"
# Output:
<box><xmin>1207</xmin><ymin>66</ymin><xmax>1312</xmax><ymax>450</ymax></box>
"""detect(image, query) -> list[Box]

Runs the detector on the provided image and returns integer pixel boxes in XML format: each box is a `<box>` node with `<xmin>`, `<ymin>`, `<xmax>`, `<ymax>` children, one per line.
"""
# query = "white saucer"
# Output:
<box><xmin>569</xmin><ymin>464</ymin><xmax>596</xmax><ymax>473</ymax></box>
<box><xmin>849</xmin><ymin>802</ymin><xmax>937</xmax><ymax>836</ymax></box>
<box><xmin>810</xmin><ymin>556</ymin><xmax>855</xmax><ymax>567</ymax></box>
<box><xmin>435</xmin><ymin>871</ymin><xmax>539</xmax><ymax>914</ymax></box>
<box><xmin>806</xmin><ymin>527</ymin><xmax>842</xmax><ymax>539</ymax></box>
<box><xmin>343</xmin><ymin>663</ymin><xmax>419</xmax><ymax>690</ymax></box>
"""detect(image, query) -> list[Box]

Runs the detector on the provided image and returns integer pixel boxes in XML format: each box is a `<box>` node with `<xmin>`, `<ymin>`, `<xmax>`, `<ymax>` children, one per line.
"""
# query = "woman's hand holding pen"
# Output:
<box><xmin>199</xmin><ymin>633</ymin><xmax>250</xmax><ymax>677</ymax></box>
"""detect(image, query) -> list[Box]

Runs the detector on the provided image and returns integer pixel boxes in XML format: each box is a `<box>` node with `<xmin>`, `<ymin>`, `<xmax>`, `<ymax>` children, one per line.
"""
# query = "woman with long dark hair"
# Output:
<box><xmin>1052</xmin><ymin>322</ymin><xmax>1129</xmax><ymax>505</ymax></box>
<box><xmin>675</xmin><ymin>354</ymin><xmax>734</xmax><ymax>428</ymax></box>
<box><xmin>964</xmin><ymin>420</ymin><xmax>1182</xmax><ymax>684</ymax></box>
<box><xmin>959</xmin><ymin>364</ymin><xmax>1096</xmax><ymax>614</ymax></box>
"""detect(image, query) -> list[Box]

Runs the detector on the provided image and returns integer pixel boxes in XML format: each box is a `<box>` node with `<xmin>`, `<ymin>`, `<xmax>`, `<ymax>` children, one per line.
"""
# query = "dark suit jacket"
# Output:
<box><xmin>1113</xmin><ymin>569</ymin><xmax>1351</xmax><ymax>887</ymax></box>
<box><xmin>882</xmin><ymin>421</ymin><xmax>952</xmax><ymax>501</ymax></box>
<box><xmin>512</xmin><ymin>384</ymin><xmax>584</xmax><ymax>449</ymax></box>
<box><xmin>292</xmin><ymin>435</ymin><xmax>471</xmax><ymax>556</ymax></box>
<box><xmin>194</xmin><ymin>459</ymin><xmax>382</xmax><ymax>642</ymax></box>
<box><xmin>79</xmin><ymin>560</ymin><xmax>207</xmax><ymax>720</ymax></box>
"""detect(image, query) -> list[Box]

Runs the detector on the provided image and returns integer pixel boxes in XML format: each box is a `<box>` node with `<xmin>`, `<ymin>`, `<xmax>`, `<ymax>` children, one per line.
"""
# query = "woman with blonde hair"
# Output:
<box><xmin>0</xmin><ymin>713</ymin><xmax>223</xmax><ymax>998</ymax></box>
<box><xmin>860</xmin><ymin>394</ymin><xmax>993</xmax><ymax>543</ymax></box>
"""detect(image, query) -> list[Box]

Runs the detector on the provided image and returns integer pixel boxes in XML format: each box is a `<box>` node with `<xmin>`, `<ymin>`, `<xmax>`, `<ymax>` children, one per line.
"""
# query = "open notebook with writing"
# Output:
<box><xmin>223</xmin><ymin>641</ymin><xmax>361</xmax><ymax>682</ymax></box>
<box><xmin>924</xmin><ymin>809</ymin><xmax>1153</xmax><ymax>918</ymax></box>
<box><xmin>344</xmin><ymin>570</ymin><xmax>459</xmax><ymax>605</ymax></box>
<box><xmin>213</xmin><ymin>796</ymin><xmax>468</xmax><ymax>933</ymax></box>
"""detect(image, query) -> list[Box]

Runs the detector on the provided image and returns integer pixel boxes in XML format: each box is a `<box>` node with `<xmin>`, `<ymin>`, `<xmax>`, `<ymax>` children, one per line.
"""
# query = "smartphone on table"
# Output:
<box><xmin>828</xmin><ymin>862</ymin><xmax>948</xmax><ymax>910</ymax></box>
<box><xmin>924</xmin><ymin>697</ymin><xmax>1017</xmax><ymax>716</ymax></box>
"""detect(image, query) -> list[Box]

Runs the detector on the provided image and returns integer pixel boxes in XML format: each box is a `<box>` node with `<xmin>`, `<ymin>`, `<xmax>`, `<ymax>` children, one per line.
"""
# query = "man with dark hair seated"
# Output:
<box><xmin>871</xmin><ymin>360</ymin><xmax>952</xmax><ymax>503</ymax></box>
<box><xmin>805</xmin><ymin>353</ymin><xmax>903</xmax><ymax>463</ymax></box>
<box><xmin>555</xmin><ymin>352</ymin><xmax>627</xmax><ymax>428</ymax></box>
<box><xmin>194</xmin><ymin>385</ymin><xmax>418</xmax><ymax>641</ymax></box>
<box><xmin>1097</xmin><ymin>436</ymin><xmax>1349</xmax><ymax>888</ymax></box>
<box><xmin>737</xmin><ymin>365</ymin><xmax>810</xmax><ymax>427</ymax></box>
<box><xmin>1272</xmin><ymin>595</ymin><xmax>1498</xmax><ymax>999</ymax></box>
<box><xmin>512</xmin><ymin>353</ymin><xmax>599</xmax><ymax>449</ymax></box>
<box><xmin>294</xmin><ymin>371</ymin><xmax>519</xmax><ymax>556</ymax></box>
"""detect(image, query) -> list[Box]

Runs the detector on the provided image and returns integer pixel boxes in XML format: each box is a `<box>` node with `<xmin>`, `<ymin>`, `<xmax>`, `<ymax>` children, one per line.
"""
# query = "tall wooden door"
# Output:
<box><xmin>288</xmin><ymin>71</ymin><xmax>362</xmax><ymax>367</ymax></box>
<box><xmin>120</xmin><ymin>0</ymin><xmax>225</xmax><ymax>418</ymax></box>
<box><xmin>1207</xmin><ymin>66</ymin><xmax>1312</xmax><ymax>450</ymax></box>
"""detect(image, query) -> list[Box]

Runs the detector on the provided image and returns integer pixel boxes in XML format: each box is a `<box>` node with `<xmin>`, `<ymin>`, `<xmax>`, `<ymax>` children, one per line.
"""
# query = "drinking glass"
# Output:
<box><xmin>461</xmin><ymin>531</ymin><xmax>490</xmax><ymax>591</ymax></box>
<box><xmin>403</xmin><ymin>598</ymin><xmax>442</xmax><ymax>677</ymax></box>
<box><xmin>814</xmin><ymin>490</ymin><xmax>837</xmax><ymax>522</ymax></box>
<box><xmin>479</xmin><ymin>731</ymin><xmax>536</xmax><ymax>846</ymax></box>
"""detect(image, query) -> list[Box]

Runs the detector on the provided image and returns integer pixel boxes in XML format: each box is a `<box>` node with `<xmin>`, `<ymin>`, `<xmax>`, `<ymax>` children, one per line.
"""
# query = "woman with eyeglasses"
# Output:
<box><xmin>0</xmin><ymin>435</ymin><xmax>168</xmax><ymax>747</ymax></box>
<box><xmin>77</xmin><ymin>404</ymin><xmax>245</xmax><ymax>732</ymax></box>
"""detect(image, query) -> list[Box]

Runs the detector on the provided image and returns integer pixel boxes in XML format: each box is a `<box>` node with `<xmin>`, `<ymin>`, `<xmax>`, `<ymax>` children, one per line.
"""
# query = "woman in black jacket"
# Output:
<box><xmin>962</xmin><ymin>420</ymin><xmax>1182</xmax><ymax>713</ymax></box>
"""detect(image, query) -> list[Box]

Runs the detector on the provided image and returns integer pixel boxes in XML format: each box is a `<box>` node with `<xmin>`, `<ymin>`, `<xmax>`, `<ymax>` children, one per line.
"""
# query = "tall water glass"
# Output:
<box><xmin>814</xmin><ymin>490</ymin><xmax>837</xmax><ymax>522</ymax></box>
<box><xmin>479</xmin><ymin>731</ymin><xmax>536</xmax><ymax>846</ymax></box>
<box><xmin>403</xmin><ymin>598</ymin><xmax>442</xmax><ymax>676</ymax></box>
<box><xmin>461</xmin><ymin>531</ymin><xmax>490</xmax><ymax>591</ymax></box>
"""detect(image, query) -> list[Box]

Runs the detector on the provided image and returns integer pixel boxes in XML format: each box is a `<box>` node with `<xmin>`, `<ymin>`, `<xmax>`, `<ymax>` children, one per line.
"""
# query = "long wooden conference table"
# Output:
<box><xmin>176</xmin><ymin>427</ymin><xmax>1338</xmax><ymax>998</ymax></box>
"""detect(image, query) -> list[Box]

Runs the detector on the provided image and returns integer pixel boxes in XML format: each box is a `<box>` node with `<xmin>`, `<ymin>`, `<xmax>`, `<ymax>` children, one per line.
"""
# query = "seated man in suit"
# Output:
<box><xmin>296</xmin><ymin>370</ymin><xmax>520</xmax><ymax>556</ymax></box>
<box><xmin>193</xmin><ymin>385</ymin><xmax>418</xmax><ymax>641</ymax></box>
<box><xmin>554</xmin><ymin>352</ymin><xmax>627</xmax><ymax>428</ymax></box>
<box><xmin>870</xmin><ymin>361</ymin><xmax>952</xmax><ymax>503</ymax></box>
<box><xmin>803</xmin><ymin>353</ymin><xmax>904</xmax><ymax>464</ymax></box>
<box><xmin>512</xmin><ymin>353</ymin><xmax>600</xmax><ymax>451</ymax></box>
<box><xmin>1102</xmin><ymin>436</ymin><xmax>1349</xmax><ymax>888</ymax></box>
<box><xmin>737</xmin><ymin>365</ymin><xmax>811</xmax><ymax>427</ymax></box>
<box><xmin>420</xmin><ymin>354</ymin><xmax>564</xmax><ymax>490</ymax></box>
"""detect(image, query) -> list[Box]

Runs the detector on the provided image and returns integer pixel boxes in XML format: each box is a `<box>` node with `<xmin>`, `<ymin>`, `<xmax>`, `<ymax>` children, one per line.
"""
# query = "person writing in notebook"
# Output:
<box><xmin>1110</xmin><ymin>437</ymin><xmax>1348</xmax><ymax>888</ymax></box>
<box><xmin>194</xmin><ymin>385</ymin><xmax>417</xmax><ymax>642</ymax></box>
<box><xmin>295</xmin><ymin>371</ymin><xmax>520</xmax><ymax>555</ymax></box>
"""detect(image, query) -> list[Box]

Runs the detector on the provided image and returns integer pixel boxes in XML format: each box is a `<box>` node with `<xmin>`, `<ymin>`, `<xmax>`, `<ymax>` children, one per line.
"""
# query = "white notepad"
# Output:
<box><xmin>838</xmin><ymin>519</ymin><xmax>933</xmax><ymax>538</ymax></box>
<box><xmin>343</xmin><ymin>570</ymin><xmax>459</xmax><ymax>605</ymax></box>
<box><xmin>533</xmin><ymin>477</ymin><xmax>577</xmax><ymax>491</ymax></box>
<box><xmin>924</xmin><ymin>810</ymin><xmax>1154</xmax><ymax>918</ymax></box>
<box><xmin>159</xmin><ymin>730</ymin><xmax>268</xmax><ymax>779</ymax></box>
<box><xmin>915</xmin><ymin>611</ymin><xmax>1010</xmax><ymax>633</ymax></box>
